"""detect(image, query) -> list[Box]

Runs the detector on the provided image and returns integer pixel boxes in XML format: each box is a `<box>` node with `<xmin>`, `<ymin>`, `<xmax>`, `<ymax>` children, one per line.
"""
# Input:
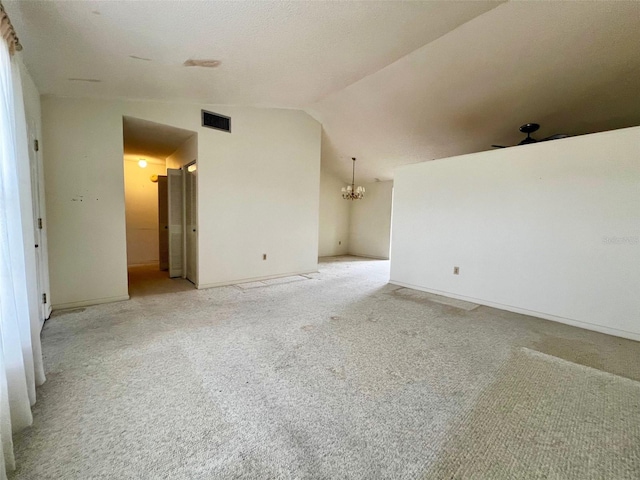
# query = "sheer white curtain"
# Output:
<box><xmin>0</xmin><ymin>22</ymin><xmax>45</xmax><ymax>480</ymax></box>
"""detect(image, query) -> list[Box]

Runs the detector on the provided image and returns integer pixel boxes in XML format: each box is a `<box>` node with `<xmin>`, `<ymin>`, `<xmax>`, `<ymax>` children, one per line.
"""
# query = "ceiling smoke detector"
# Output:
<box><xmin>183</xmin><ymin>59</ymin><xmax>221</xmax><ymax>68</ymax></box>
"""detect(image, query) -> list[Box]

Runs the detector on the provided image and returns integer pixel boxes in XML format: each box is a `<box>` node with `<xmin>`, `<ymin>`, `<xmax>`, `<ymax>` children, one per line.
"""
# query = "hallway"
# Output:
<box><xmin>127</xmin><ymin>265</ymin><xmax>194</xmax><ymax>298</ymax></box>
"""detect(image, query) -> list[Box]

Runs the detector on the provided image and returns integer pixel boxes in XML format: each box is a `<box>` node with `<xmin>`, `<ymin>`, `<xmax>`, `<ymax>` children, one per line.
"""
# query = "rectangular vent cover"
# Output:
<box><xmin>202</xmin><ymin>110</ymin><xmax>231</xmax><ymax>132</ymax></box>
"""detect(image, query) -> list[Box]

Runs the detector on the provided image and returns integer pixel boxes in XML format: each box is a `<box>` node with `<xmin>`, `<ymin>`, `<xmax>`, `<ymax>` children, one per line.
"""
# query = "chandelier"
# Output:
<box><xmin>341</xmin><ymin>157</ymin><xmax>365</xmax><ymax>200</ymax></box>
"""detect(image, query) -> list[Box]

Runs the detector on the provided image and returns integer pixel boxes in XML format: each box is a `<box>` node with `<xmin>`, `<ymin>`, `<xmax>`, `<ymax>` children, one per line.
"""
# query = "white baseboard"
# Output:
<box><xmin>389</xmin><ymin>280</ymin><xmax>640</xmax><ymax>342</ymax></box>
<box><xmin>52</xmin><ymin>295</ymin><xmax>130</xmax><ymax>311</ymax></box>
<box><xmin>349</xmin><ymin>254</ymin><xmax>389</xmax><ymax>260</ymax></box>
<box><xmin>198</xmin><ymin>270</ymin><xmax>318</xmax><ymax>290</ymax></box>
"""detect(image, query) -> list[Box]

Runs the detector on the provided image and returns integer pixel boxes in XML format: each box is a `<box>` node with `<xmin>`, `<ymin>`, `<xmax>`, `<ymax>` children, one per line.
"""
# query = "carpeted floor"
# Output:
<box><xmin>10</xmin><ymin>256</ymin><xmax>640</xmax><ymax>479</ymax></box>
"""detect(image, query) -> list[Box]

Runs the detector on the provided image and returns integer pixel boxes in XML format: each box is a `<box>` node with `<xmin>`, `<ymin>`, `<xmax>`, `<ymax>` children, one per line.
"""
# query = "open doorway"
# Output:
<box><xmin>122</xmin><ymin>117</ymin><xmax>198</xmax><ymax>297</ymax></box>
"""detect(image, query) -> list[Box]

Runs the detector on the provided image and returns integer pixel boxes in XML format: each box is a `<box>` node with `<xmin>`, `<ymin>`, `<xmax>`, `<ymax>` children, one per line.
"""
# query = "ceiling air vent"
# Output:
<box><xmin>202</xmin><ymin>110</ymin><xmax>231</xmax><ymax>133</ymax></box>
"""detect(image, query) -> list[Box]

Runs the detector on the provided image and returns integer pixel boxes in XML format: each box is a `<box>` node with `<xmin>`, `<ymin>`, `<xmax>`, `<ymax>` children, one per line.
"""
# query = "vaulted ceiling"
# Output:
<box><xmin>310</xmin><ymin>1</ymin><xmax>640</xmax><ymax>182</ymax></box>
<box><xmin>6</xmin><ymin>1</ymin><xmax>640</xmax><ymax>182</ymax></box>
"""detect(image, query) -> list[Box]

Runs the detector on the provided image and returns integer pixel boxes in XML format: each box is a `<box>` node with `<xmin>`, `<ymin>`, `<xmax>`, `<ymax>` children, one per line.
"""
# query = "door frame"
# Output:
<box><xmin>27</xmin><ymin>114</ymin><xmax>51</xmax><ymax>325</ymax></box>
<box><xmin>184</xmin><ymin>160</ymin><xmax>198</xmax><ymax>286</ymax></box>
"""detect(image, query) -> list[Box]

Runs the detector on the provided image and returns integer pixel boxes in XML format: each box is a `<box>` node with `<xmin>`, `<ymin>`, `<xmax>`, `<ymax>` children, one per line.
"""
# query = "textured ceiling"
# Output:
<box><xmin>6</xmin><ymin>1</ymin><xmax>640</xmax><ymax>182</ymax></box>
<box><xmin>4</xmin><ymin>0</ymin><xmax>501</xmax><ymax>106</ymax></box>
<box><xmin>123</xmin><ymin>117</ymin><xmax>195</xmax><ymax>159</ymax></box>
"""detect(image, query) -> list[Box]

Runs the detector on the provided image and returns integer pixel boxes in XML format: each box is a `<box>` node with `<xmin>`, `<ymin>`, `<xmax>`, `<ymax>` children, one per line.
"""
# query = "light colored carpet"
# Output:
<box><xmin>428</xmin><ymin>348</ymin><xmax>640</xmax><ymax>479</ymax></box>
<box><xmin>391</xmin><ymin>287</ymin><xmax>480</xmax><ymax>311</ymax></box>
<box><xmin>236</xmin><ymin>276</ymin><xmax>309</xmax><ymax>290</ymax></box>
<box><xmin>10</xmin><ymin>256</ymin><xmax>640</xmax><ymax>479</ymax></box>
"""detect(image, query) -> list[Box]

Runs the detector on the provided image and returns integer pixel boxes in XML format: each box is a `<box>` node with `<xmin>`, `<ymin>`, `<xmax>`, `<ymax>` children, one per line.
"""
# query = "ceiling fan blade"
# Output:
<box><xmin>540</xmin><ymin>134</ymin><xmax>569</xmax><ymax>142</ymax></box>
<box><xmin>491</xmin><ymin>145</ymin><xmax>508</xmax><ymax>148</ymax></box>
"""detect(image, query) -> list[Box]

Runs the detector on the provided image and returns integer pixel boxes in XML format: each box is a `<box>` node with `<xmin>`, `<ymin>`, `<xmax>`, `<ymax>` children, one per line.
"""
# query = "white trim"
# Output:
<box><xmin>197</xmin><ymin>270</ymin><xmax>318</xmax><ymax>290</ymax></box>
<box><xmin>389</xmin><ymin>280</ymin><xmax>640</xmax><ymax>342</ymax></box>
<box><xmin>39</xmin><ymin>304</ymin><xmax>52</xmax><ymax>332</ymax></box>
<box><xmin>39</xmin><ymin>306</ymin><xmax>49</xmax><ymax>331</ymax></box>
<box><xmin>52</xmin><ymin>295</ymin><xmax>130</xmax><ymax>310</ymax></box>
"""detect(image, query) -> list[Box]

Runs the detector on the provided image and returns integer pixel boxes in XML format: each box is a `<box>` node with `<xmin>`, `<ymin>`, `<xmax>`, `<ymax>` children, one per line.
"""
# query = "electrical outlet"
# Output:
<box><xmin>453</xmin><ymin>266</ymin><xmax>460</xmax><ymax>275</ymax></box>
<box><xmin>263</xmin><ymin>254</ymin><xmax>267</xmax><ymax>260</ymax></box>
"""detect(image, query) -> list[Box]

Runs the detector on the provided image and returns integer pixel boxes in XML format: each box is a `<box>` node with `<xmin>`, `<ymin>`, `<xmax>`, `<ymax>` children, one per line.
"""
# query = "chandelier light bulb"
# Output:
<box><xmin>138</xmin><ymin>159</ymin><xmax>147</xmax><ymax>168</ymax></box>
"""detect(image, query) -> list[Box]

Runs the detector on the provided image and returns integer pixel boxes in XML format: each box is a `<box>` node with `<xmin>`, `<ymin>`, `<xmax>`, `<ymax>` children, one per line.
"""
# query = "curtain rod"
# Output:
<box><xmin>0</xmin><ymin>1</ymin><xmax>23</xmax><ymax>54</ymax></box>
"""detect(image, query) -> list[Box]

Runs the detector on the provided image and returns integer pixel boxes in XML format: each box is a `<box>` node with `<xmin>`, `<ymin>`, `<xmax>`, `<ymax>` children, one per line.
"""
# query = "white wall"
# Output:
<box><xmin>318</xmin><ymin>167</ymin><xmax>350</xmax><ymax>257</ymax></box>
<box><xmin>42</xmin><ymin>97</ymin><xmax>321</xmax><ymax>308</ymax></box>
<box><xmin>123</xmin><ymin>156</ymin><xmax>166</xmax><ymax>266</ymax></box>
<box><xmin>349</xmin><ymin>180</ymin><xmax>393</xmax><ymax>259</ymax></box>
<box><xmin>391</xmin><ymin>126</ymin><xmax>640</xmax><ymax>340</ymax></box>
<box><xmin>318</xmin><ymin>173</ymin><xmax>393</xmax><ymax>259</ymax></box>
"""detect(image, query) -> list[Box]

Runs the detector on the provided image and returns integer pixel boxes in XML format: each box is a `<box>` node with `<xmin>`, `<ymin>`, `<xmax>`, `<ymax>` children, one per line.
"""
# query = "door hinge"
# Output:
<box><xmin>34</xmin><ymin>139</ymin><xmax>39</xmax><ymax>152</ymax></box>
<box><xmin>38</xmin><ymin>218</ymin><xmax>43</xmax><ymax>229</ymax></box>
<box><xmin>42</xmin><ymin>293</ymin><xmax>47</xmax><ymax>304</ymax></box>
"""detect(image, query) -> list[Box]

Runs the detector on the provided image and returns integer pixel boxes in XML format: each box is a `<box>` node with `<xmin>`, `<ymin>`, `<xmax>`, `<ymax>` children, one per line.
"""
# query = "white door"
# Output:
<box><xmin>185</xmin><ymin>163</ymin><xmax>197</xmax><ymax>284</ymax></box>
<box><xmin>27</xmin><ymin>124</ymin><xmax>51</xmax><ymax>323</ymax></box>
<box><xmin>167</xmin><ymin>168</ymin><xmax>184</xmax><ymax>278</ymax></box>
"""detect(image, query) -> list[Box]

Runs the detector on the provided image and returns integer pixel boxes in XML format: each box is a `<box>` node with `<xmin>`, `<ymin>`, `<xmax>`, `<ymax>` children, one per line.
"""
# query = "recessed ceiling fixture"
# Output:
<box><xmin>68</xmin><ymin>78</ymin><xmax>101</xmax><ymax>83</ymax></box>
<box><xmin>138</xmin><ymin>159</ymin><xmax>147</xmax><ymax>168</ymax></box>
<box><xmin>342</xmin><ymin>157</ymin><xmax>365</xmax><ymax>200</ymax></box>
<box><xmin>183</xmin><ymin>59</ymin><xmax>221</xmax><ymax>68</ymax></box>
<box><xmin>129</xmin><ymin>55</ymin><xmax>152</xmax><ymax>61</ymax></box>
